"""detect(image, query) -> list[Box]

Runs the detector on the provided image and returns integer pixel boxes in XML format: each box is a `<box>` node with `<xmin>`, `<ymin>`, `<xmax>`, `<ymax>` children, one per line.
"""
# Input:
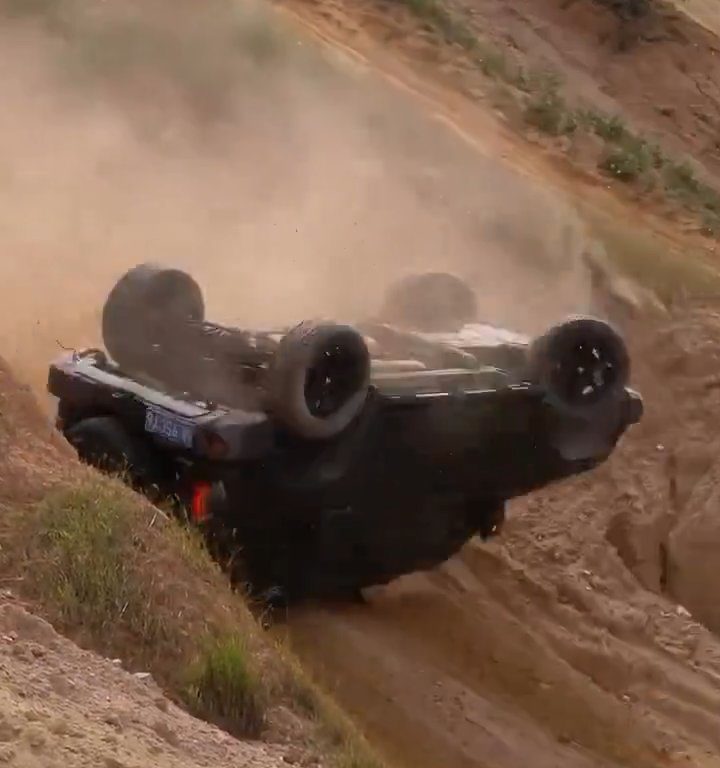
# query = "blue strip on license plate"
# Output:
<box><xmin>144</xmin><ymin>407</ymin><xmax>195</xmax><ymax>449</ymax></box>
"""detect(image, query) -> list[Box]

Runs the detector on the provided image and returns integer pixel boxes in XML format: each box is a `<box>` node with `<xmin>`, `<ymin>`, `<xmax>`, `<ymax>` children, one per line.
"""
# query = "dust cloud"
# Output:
<box><xmin>0</xmin><ymin>0</ymin><xmax>598</xmax><ymax>399</ymax></box>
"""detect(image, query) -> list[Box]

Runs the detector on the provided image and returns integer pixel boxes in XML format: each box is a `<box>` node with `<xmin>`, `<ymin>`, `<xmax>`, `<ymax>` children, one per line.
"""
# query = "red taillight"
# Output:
<box><xmin>191</xmin><ymin>481</ymin><xmax>212</xmax><ymax>523</ymax></box>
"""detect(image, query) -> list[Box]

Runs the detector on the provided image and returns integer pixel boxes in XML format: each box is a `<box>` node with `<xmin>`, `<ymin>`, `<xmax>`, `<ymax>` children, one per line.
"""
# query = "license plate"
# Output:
<box><xmin>144</xmin><ymin>407</ymin><xmax>195</xmax><ymax>449</ymax></box>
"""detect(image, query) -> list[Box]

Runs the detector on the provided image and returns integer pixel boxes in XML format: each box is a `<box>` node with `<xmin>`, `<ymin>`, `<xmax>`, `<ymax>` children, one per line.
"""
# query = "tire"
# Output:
<box><xmin>101</xmin><ymin>263</ymin><xmax>205</xmax><ymax>375</ymax></box>
<box><xmin>526</xmin><ymin>316</ymin><xmax>630</xmax><ymax>418</ymax></box>
<box><xmin>266</xmin><ymin>321</ymin><xmax>371</xmax><ymax>440</ymax></box>
<box><xmin>380</xmin><ymin>272</ymin><xmax>478</xmax><ymax>332</ymax></box>
<box><xmin>65</xmin><ymin>416</ymin><xmax>160</xmax><ymax>489</ymax></box>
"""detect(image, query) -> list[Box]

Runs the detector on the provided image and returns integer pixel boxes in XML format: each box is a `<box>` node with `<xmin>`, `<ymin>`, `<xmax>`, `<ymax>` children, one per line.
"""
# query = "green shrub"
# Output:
<box><xmin>600</xmin><ymin>139</ymin><xmax>652</xmax><ymax>181</ymax></box>
<box><xmin>586</xmin><ymin>113</ymin><xmax>627</xmax><ymax>142</ymax></box>
<box><xmin>524</xmin><ymin>88</ymin><xmax>575</xmax><ymax>135</ymax></box>
<box><xmin>183</xmin><ymin>635</ymin><xmax>268</xmax><ymax>738</ymax></box>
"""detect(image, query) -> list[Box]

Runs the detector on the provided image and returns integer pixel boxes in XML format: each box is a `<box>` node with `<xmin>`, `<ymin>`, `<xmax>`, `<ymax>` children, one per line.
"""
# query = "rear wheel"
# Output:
<box><xmin>65</xmin><ymin>416</ymin><xmax>163</xmax><ymax>493</ymax></box>
<box><xmin>101</xmin><ymin>263</ymin><xmax>205</xmax><ymax>376</ymax></box>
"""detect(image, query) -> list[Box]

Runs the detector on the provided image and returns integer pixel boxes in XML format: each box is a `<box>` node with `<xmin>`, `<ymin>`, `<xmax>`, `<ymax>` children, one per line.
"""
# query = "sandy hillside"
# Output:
<box><xmin>3</xmin><ymin>2</ymin><xmax>720</xmax><ymax>768</ymax></box>
<box><xmin>0</xmin><ymin>596</ymin><xmax>288</xmax><ymax>768</ymax></box>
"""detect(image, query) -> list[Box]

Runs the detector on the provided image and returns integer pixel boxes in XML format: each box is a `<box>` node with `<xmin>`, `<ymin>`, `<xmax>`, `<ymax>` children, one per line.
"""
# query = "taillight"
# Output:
<box><xmin>191</xmin><ymin>481</ymin><xmax>212</xmax><ymax>523</ymax></box>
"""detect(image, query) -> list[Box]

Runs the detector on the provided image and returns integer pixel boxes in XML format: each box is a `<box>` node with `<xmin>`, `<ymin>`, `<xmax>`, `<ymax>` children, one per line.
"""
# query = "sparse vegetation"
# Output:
<box><xmin>0</xmin><ymin>475</ymin><xmax>387</xmax><ymax>768</ymax></box>
<box><xmin>584</xmin><ymin>112</ymin><xmax>628</xmax><ymax>143</ymax></box>
<box><xmin>401</xmin><ymin>0</ymin><xmax>477</xmax><ymax>49</ymax></box>
<box><xmin>396</xmin><ymin>0</ymin><xmax>720</xmax><ymax>237</ymax></box>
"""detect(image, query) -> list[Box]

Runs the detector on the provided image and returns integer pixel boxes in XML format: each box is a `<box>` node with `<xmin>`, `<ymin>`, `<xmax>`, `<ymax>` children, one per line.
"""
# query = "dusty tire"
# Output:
<box><xmin>380</xmin><ymin>272</ymin><xmax>478</xmax><ymax>332</ymax></box>
<box><xmin>266</xmin><ymin>321</ymin><xmax>371</xmax><ymax>440</ymax></box>
<box><xmin>65</xmin><ymin>415</ymin><xmax>160</xmax><ymax>488</ymax></box>
<box><xmin>526</xmin><ymin>316</ymin><xmax>630</xmax><ymax>417</ymax></box>
<box><xmin>101</xmin><ymin>263</ymin><xmax>205</xmax><ymax>374</ymax></box>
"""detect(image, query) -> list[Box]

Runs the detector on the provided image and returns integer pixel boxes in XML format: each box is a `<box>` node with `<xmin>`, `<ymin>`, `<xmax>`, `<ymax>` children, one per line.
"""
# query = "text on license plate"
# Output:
<box><xmin>144</xmin><ymin>407</ymin><xmax>195</xmax><ymax>449</ymax></box>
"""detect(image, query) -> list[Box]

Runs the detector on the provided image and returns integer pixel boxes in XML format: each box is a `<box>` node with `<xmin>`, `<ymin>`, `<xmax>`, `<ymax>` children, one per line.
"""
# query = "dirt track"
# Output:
<box><xmin>3</xmin><ymin>2</ymin><xmax>720</xmax><ymax>768</ymax></box>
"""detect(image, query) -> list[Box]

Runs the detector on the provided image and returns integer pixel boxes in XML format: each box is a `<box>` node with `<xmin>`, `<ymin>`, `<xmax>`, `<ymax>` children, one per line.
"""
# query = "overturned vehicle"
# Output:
<box><xmin>47</xmin><ymin>265</ymin><xmax>643</xmax><ymax>604</ymax></box>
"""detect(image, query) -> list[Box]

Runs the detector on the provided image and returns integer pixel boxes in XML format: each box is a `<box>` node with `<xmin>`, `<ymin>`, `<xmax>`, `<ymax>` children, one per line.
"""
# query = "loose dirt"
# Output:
<box><xmin>0</xmin><ymin>595</ymin><xmax>288</xmax><ymax>768</ymax></box>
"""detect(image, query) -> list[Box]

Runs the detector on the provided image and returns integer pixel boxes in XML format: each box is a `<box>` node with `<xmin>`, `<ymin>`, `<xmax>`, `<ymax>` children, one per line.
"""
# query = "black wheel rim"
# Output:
<box><xmin>549</xmin><ymin>338</ymin><xmax>619</xmax><ymax>406</ymax></box>
<box><xmin>304</xmin><ymin>343</ymin><xmax>367</xmax><ymax>419</ymax></box>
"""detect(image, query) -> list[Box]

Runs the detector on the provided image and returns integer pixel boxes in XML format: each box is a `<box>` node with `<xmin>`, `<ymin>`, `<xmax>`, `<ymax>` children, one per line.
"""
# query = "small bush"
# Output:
<box><xmin>400</xmin><ymin>0</ymin><xmax>476</xmax><ymax>49</ymax></box>
<box><xmin>662</xmin><ymin>160</ymin><xmax>720</xmax><ymax>219</ymax></box>
<box><xmin>588</xmin><ymin>113</ymin><xmax>627</xmax><ymax>143</ymax></box>
<box><xmin>524</xmin><ymin>88</ymin><xmax>575</xmax><ymax>136</ymax></box>
<box><xmin>183</xmin><ymin>635</ymin><xmax>267</xmax><ymax>739</ymax></box>
<box><xmin>515</xmin><ymin>68</ymin><xmax>562</xmax><ymax>95</ymax></box>
<box><xmin>477</xmin><ymin>48</ymin><xmax>509</xmax><ymax>79</ymax></box>
<box><xmin>700</xmin><ymin>212</ymin><xmax>720</xmax><ymax>238</ymax></box>
<box><xmin>599</xmin><ymin>138</ymin><xmax>652</xmax><ymax>181</ymax></box>
<box><xmin>663</xmin><ymin>160</ymin><xmax>702</xmax><ymax>197</ymax></box>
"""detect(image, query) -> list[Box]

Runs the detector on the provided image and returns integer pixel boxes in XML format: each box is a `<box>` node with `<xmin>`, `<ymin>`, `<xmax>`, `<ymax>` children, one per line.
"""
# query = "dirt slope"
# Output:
<box><xmin>447</xmin><ymin>0</ymin><xmax>720</xmax><ymax>174</ymax></box>
<box><xmin>0</xmin><ymin>359</ymin><xmax>298</xmax><ymax>768</ymax></box>
<box><xmin>0</xmin><ymin>597</ymin><xmax>287</xmax><ymax>768</ymax></box>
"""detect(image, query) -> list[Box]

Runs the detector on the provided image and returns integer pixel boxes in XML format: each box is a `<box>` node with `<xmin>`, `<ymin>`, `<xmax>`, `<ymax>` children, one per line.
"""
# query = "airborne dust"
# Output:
<box><xmin>0</xmin><ymin>0</ymin><xmax>598</xmax><ymax>401</ymax></box>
